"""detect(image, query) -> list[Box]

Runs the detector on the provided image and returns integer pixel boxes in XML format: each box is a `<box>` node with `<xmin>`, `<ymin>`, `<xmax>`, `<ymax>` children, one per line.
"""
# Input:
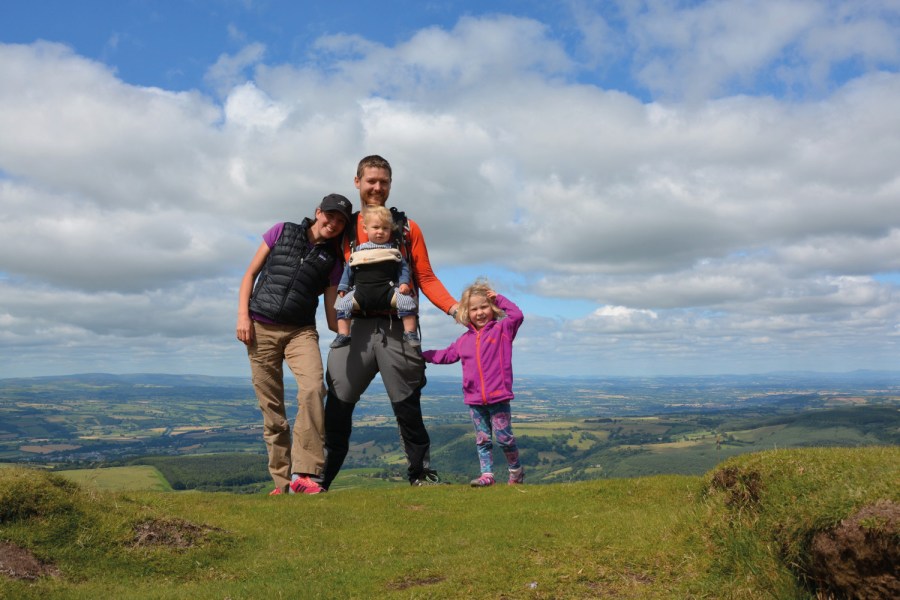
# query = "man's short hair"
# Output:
<box><xmin>357</xmin><ymin>155</ymin><xmax>392</xmax><ymax>180</ymax></box>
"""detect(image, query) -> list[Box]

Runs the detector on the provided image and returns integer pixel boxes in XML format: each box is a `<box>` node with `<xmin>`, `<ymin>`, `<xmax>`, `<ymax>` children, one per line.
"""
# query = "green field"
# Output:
<box><xmin>1</xmin><ymin>446</ymin><xmax>897</xmax><ymax>599</ymax></box>
<box><xmin>56</xmin><ymin>465</ymin><xmax>172</xmax><ymax>492</ymax></box>
<box><xmin>2</xmin><ymin>372</ymin><xmax>898</xmax><ymax>493</ymax></box>
<box><xmin>8</xmin><ymin>403</ymin><xmax>895</xmax><ymax>494</ymax></box>
<box><xmin>49</xmin><ymin>462</ymin><xmax>405</xmax><ymax>494</ymax></box>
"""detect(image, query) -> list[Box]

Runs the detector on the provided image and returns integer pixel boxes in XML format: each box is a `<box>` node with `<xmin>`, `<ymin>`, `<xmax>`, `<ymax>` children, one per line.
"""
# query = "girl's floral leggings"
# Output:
<box><xmin>469</xmin><ymin>401</ymin><xmax>521</xmax><ymax>475</ymax></box>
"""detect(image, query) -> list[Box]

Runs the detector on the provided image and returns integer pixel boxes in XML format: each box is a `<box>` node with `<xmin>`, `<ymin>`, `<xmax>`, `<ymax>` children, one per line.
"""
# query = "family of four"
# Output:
<box><xmin>236</xmin><ymin>155</ymin><xmax>524</xmax><ymax>494</ymax></box>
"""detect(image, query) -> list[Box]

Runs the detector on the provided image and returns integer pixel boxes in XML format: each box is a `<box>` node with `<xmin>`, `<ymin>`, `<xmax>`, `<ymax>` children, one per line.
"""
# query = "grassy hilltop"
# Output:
<box><xmin>1</xmin><ymin>447</ymin><xmax>898</xmax><ymax>599</ymax></box>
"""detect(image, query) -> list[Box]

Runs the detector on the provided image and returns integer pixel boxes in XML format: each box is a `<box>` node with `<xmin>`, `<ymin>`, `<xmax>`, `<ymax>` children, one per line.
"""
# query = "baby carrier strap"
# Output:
<box><xmin>348</xmin><ymin>247</ymin><xmax>402</xmax><ymax>267</ymax></box>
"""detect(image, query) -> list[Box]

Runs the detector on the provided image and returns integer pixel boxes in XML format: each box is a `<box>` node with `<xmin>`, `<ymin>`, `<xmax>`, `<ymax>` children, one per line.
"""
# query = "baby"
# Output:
<box><xmin>332</xmin><ymin>206</ymin><xmax>419</xmax><ymax>348</ymax></box>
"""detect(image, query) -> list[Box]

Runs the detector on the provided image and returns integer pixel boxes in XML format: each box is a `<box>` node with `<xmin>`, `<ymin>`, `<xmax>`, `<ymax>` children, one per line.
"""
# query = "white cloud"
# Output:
<box><xmin>605</xmin><ymin>0</ymin><xmax>900</xmax><ymax>99</ymax></box>
<box><xmin>205</xmin><ymin>42</ymin><xmax>266</xmax><ymax>96</ymax></box>
<box><xmin>1</xmin><ymin>4</ymin><xmax>899</xmax><ymax>377</ymax></box>
<box><xmin>223</xmin><ymin>82</ymin><xmax>289</xmax><ymax>130</ymax></box>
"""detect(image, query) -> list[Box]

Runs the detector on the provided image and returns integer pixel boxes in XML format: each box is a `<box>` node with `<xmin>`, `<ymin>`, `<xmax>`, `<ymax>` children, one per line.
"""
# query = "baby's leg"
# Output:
<box><xmin>337</xmin><ymin>318</ymin><xmax>350</xmax><ymax>336</ymax></box>
<box><xmin>402</xmin><ymin>314</ymin><xmax>416</xmax><ymax>333</ymax></box>
<box><xmin>332</xmin><ymin>293</ymin><xmax>354</xmax><ymax>348</ymax></box>
<box><xmin>395</xmin><ymin>290</ymin><xmax>420</xmax><ymax>346</ymax></box>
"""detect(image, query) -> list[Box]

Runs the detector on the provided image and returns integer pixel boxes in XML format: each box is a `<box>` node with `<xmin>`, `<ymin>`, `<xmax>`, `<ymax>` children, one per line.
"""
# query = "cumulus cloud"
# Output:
<box><xmin>609</xmin><ymin>0</ymin><xmax>900</xmax><ymax>100</ymax></box>
<box><xmin>0</xmin><ymin>3</ymin><xmax>898</xmax><ymax>377</ymax></box>
<box><xmin>205</xmin><ymin>41</ymin><xmax>266</xmax><ymax>96</ymax></box>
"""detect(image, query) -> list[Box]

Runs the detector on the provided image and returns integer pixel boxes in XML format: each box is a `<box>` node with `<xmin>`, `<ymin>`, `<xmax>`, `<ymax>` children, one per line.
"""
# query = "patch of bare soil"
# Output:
<box><xmin>806</xmin><ymin>500</ymin><xmax>900</xmax><ymax>600</ymax></box>
<box><xmin>386</xmin><ymin>574</ymin><xmax>445</xmax><ymax>590</ymax></box>
<box><xmin>131</xmin><ymin>518</ymin><xmax>223</xmax><ymax>550</ymax></box>
<box><xmin>710</xmin><ymin>466</ymin><xmax>762</xmax><ymax>507</ymax></box>
<box><xmin>0</xmin><ymin>541</ymin><xmax>60</xmax><ymax>581</ymax></box>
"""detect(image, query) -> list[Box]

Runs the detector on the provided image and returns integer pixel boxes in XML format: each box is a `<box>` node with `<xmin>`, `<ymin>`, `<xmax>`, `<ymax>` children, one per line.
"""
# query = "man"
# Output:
<box><xmin>322</xmin><ymin>155</ymin><xmax>459</xmax><ymax>488</ymax></box>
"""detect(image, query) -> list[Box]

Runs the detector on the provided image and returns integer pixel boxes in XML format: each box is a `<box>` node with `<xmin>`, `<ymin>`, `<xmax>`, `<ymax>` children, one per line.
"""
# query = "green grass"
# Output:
<box><xmin>700</xmin><ymin>446</ymin><xmax>899</xmax><ymax>598</ymax></box>
<box><xmin>56</xmin><ymin>465</ymin><xmax>172</xmax><ymax>492</ymax></box>
<box><xmin>1</xmin><ymin>446</ymin><xmax>897</xmax><ymax>599</ymax></box>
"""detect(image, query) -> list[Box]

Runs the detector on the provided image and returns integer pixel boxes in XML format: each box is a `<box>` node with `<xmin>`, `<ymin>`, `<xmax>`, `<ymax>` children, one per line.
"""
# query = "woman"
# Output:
<box><xmin>236</xmin><ymin>193</ymin><xmax>352</xmax><ymax>495</ymax></box>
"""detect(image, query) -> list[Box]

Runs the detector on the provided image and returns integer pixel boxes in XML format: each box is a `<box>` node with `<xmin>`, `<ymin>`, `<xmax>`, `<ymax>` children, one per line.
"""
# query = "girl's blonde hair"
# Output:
<box><xmin>457</xmin><ymin>278</ymin><xmax>505</xmax><ymax>326</ymax></box>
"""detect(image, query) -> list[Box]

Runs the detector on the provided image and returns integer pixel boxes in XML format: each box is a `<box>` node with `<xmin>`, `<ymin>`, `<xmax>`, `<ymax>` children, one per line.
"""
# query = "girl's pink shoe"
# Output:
<box><xmin>470</xmin><ymin>473</ymin><xmax>495</xmax><ymax>487</ymax></box>
<box><xmin>508</xmin><ymin>467</ymin><xmax>524</xmax><ymax>485</ymax></box>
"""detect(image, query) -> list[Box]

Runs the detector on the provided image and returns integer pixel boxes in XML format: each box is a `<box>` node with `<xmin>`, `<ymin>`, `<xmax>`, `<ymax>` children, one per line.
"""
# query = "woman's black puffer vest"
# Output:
<box><xmin>249</xmin><ymin>219</ymin><xmax>338</xmax><ymax>327</ymax></box>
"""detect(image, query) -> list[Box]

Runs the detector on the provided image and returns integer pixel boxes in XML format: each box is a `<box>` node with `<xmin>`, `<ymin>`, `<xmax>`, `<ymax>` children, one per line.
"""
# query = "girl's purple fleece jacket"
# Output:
<box><xmin>422</xmin><ymin>294</ymin><xmax>524</xmax><ymax>405</ymax></box>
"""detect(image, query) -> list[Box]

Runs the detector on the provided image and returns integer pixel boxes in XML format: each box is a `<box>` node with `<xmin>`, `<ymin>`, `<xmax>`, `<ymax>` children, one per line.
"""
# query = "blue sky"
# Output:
<box><xmin>4</xmin><ymin>2</ymin><xmax>628</xmax><ymax>93</ymax></box>
<box><xmin>1</xmin><ymin>1</ymin><xmax>899</xmax><ymax>378</ymax></box>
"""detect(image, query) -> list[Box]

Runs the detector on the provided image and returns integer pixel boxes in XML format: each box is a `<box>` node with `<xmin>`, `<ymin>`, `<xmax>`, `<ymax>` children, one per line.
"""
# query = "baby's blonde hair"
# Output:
<box><xmin>362</xmin><ymin>205</ymin><xmax>395</xmax><ymax>230</ymax></box>
<box><xmin>457</xmin><ymin>278</ymin><xmax>504</xmax><ymax>326</ymax></box>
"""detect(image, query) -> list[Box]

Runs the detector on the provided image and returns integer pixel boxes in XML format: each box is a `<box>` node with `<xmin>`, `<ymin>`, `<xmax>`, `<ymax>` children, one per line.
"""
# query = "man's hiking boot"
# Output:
<box><xmin>289</xmin><ymin>475</ymin><xmax>325</xmax><ymax>494</ymax></box>
<box><xmin>470</xmin><ymin>473</ymin><xmax>495</xmax><ymax>487</ymax></box>
<box><xmin>508</xmin><ymin>467</ymin><xmax>525</xmax><ymax>485</ymax></box>
<box><xmin>410</xmin><ymin>469</ymin><xmax>446</xmax><ymax>486</ymax></box>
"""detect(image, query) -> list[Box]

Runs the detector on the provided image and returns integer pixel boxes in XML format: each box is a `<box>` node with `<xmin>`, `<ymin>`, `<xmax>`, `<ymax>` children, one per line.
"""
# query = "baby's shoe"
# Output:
<box><xmin>403</xmin><ymin>331</ymin><xmax>421</xmax><ymax>347</ymax></box>
<box><xmin>330</xmin><ymin>334</ymin><xmax>351</xmax><ymax>349</ymax></box>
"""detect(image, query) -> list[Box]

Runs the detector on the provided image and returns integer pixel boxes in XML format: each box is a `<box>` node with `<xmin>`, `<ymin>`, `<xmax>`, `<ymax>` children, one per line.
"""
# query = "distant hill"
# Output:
<box><xmin>1</xmin><ymin>371</ymin><xmax>897</xmax><ymax>485</ymax></box>
<box><xmin>3</xmin><ymin>368</ymin><xmax>898</xmax><ymax>388</ymax></box>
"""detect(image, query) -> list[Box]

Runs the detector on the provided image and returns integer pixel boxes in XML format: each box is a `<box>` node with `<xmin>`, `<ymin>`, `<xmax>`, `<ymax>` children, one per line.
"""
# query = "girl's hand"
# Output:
<box><xmin>486</xmin><ymin>290</ymin><xmax>497</xmax><ymax>302</ymax></box>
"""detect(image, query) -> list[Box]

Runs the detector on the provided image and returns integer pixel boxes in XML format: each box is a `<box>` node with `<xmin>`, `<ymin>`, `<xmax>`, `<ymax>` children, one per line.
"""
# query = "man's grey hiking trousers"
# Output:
<box><xmin>322</xmin><ymin>315</ymin><xmax>430</xmax><ymax>488</ymax></box>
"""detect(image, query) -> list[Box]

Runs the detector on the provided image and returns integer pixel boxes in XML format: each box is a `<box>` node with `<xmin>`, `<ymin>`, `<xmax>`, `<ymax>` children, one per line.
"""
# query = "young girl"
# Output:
<box><xmin>422</xmin><ymin>280</ymin><xmax>525</xmax><ymax>487</ymax></box>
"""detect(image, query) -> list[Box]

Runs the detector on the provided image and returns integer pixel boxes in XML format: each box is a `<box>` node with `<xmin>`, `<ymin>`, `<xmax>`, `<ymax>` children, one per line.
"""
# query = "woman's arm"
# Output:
<box><xmin>323</xmin><ymin>285</ymin><xmax>339</xmax><ymax>333</ymax></box>
<box><xmin>236</xmin><ymin>241</ymin><xmax>271</xmax><ymax>345</ymax></box>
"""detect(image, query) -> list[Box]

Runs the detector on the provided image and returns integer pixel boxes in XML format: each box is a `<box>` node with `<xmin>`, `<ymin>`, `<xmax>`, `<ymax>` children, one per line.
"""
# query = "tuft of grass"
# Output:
<box><xmin>0</xmin><ymin>468</ymin><xmax>81</xmax><ymax>522</ymax></box>
<box><xmin>2</xmin><ymin>447</ymin><xmax>897</xmax><ymax>599</ymax></box>
<box><xmin>701</xmin><ymin>446</ymin><xmax>900</xmax><ymax>597</ymax></box>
